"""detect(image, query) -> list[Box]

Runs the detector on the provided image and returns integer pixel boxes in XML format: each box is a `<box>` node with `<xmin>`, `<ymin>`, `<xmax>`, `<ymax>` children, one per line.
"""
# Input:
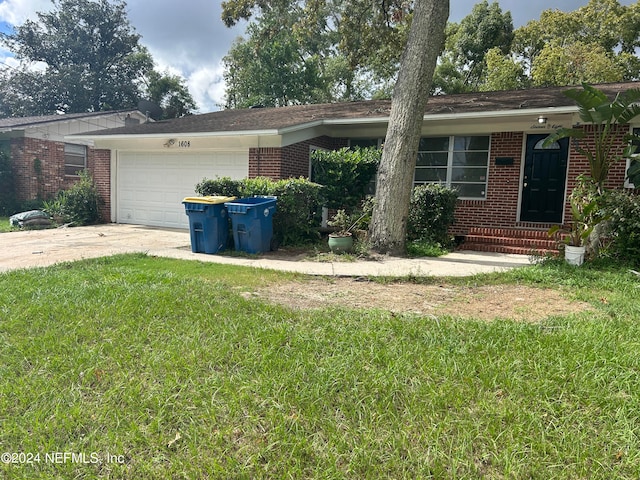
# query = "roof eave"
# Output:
<box><xmin>71</xmin><ymin>128</ymin><xmax>281</xmax><ymax>141</ymax></box>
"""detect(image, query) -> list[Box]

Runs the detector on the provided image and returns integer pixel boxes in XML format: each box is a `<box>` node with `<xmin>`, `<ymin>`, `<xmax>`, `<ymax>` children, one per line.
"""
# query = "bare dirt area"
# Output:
<box><xmin>247</xmin><ymin>278</ymin><xmax>593</xmax><ymax>322</ymax></box>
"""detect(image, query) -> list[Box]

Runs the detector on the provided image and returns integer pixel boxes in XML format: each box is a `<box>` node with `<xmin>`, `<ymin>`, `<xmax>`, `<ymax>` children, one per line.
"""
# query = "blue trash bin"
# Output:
<box><xmin>225</xmin><ymin>196</ymin><xmax>277</xmax><ymax>254</ymax></box>
<box><xmin>182</xmin><ymin>196</ymin><xmax>236</xmax><ymax>254</ymax></box>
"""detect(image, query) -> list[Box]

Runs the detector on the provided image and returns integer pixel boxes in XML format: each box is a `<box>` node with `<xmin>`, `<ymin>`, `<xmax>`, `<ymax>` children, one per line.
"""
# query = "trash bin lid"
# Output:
<box><xmin>182</xmin><ymin>196</ymin><xmax>236</xmax><ymax>204</ymax></box>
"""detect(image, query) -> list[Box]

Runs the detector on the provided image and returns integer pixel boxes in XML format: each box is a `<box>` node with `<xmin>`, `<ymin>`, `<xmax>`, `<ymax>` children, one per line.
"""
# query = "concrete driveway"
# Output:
<box><xmin>0</xmin><ymin>224</ymin><xmax>193</xmax><ymax>273</ymax></box>
<box><xmin>0</xmin><ymin>223</ymin><xmax>533</xmax><ymax>276</ymax></box>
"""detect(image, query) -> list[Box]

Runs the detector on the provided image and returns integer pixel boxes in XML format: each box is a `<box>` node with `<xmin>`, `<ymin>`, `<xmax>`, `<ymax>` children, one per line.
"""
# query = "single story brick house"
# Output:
<box><xmin>1</xmin><ymin>110</ymin><xmax>147</xmax><ymax>218</ymax></box>
<box><xmin>72</xmin><ymin>82</ymin><xmax>638</xmax><ymax>253</ymax></box>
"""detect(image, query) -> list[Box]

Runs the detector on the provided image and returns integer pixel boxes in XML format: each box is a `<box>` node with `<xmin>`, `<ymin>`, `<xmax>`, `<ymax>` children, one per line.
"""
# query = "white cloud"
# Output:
<box><xmin>187</xmin><ymin>62</ymin><xmax>227</xmax><ymax>112</ymax></box>
<box><xmin>0</xmin><ymin>0</ymin><xmax>51</xmax><ymax>25</ymax></box>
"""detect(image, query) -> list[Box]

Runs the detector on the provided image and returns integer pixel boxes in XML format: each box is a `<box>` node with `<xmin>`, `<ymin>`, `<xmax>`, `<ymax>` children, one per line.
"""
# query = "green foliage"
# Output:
<box><xmin>407</xmin><ymin>183</ymin><xmax>458</xmax><ymax>247</ymax></box>
<box><xmin>0</xmin><ymin>0</ymin><xmax>194</xmax><ymax>116</ymax></box>
<box><xmin>532</xmin><ymin>41</ymin><xmax>625</xmax><ymax>87</ymax></box>
<box><xmin>406</xmin><ymin>239</ymin><xmax>449</xmax><ymax>257</ymax></box>
<box><xmin>221</xmin><ymin>0</ymin><xmax>410</xmax><ymax>106</ymax></box>
<box><xmin>311</xmin><ymin>147</ymin><xmax>380</xmax><ymax>211</ymax></box>
<box><xmin>223</xmin><ymin>9</ymin><xmax>334</xmax><ymax>108</ymax></box>
<box><xmin>480</xmin><ymin>47</ymin><xmax>529</xmax><ymax>92</ymax></box>
<box><xmin>145</xmin><ymin>70</ymin><xmax>197</xmax><ymax>118</ymax></box>
<box><xmin>544</xmin><ymin>84</ymin><xmax>640</xmax><ymax>191</ymax></box>
<box><xmin>602</xmin><ymin>190</ymin><xmax>640</xmax><ymax>266</ymax></box>
<box><xmin>549</xmin><ymin>176</ymin><xmax>604</xmax><ymax>247</ymax></box>
<box><xmin>195</xmin><ymin>176</ymin><xmax>243</xmax><ymax>197</ymax></box>
<box><xmin>434</xmin><ymin>1</ymin><xmax>514</xmax><ymax>93</ymax></box>
<box><xmin>196</xmin><ymin>176</ymin><xmax>323</xmax><ymax>245</ymax></box>
<box><xmin>43</xmin><ymin>170</ymin><xmax>102</xmax><ymax>225</ymax></box>
<box><xmin>0</xmin><ymin>149</ymin><xmax>17</xmax><ymax>216</ymax></box>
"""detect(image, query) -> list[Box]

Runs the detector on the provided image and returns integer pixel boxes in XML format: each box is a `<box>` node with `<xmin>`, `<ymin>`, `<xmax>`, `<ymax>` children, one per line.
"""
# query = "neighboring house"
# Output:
<box><xmin>1</xmin><ymin>110</ymin><xmax>147</xmax><ymax>219</ymax></box>
<box><xmin>73</xmin><ymin>82</ymin><xmax>638</xmax><ymax>253</ymax></box>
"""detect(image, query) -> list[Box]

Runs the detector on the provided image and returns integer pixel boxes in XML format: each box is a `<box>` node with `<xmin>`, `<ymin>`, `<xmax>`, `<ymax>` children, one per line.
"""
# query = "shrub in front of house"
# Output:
<box><xmin>602</xmin><ymin>189</ymin><xmax>640</xmax><ymax>266</ymax></box>
<box><xmin>196</xmin><ymin>176</ymin><xmax>323</xmax><ymax>246</ymax></box>
<box><xmin>310</xmin><ymin>147</ymin><xmax>380</xmax><ymax>211</ymax></box>
<box><xmin>195</xmin><ymin>177</ymin><xmax>243</xmax><ymax>198</ymax></box>
<box><xmin>43</xmin><ymin>170</ymin><xmax>103</xmax><ymax>226</ymax></box>
<box><xmin>407</xmin><ymin>183</ymin><xmax>458</xmax><ymax>248</ymax></box>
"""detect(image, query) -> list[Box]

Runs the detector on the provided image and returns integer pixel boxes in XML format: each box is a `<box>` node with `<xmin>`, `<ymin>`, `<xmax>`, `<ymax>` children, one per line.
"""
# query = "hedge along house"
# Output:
<box><xmin>73</xmin><ymin>82</ymin><xmax>638</xmax><ymax>253</ymax></box>
<box><xmin>1</xmin><ymin>110</ymin><xmax>147</xmax><ymax>219</ymax></box>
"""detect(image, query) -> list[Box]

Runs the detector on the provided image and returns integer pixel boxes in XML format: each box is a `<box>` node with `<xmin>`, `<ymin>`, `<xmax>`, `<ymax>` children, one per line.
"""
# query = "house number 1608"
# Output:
<box><xmin>178</xmin><ymin>140</ymin><xmax>191</xmax><ymax>148</ymax></box>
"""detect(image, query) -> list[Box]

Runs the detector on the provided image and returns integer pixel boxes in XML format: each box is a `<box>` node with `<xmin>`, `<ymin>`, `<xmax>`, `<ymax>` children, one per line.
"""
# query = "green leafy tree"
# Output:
<box><xmin>514</xmin><ymin>0</ymin><xmax>640</xmax><ymax>83</ymax></box>
<box><xmin>433</xmin><ymin>1</ymin><xmax>513</xmax><ymax>93</ymax></box>
<box><xmin>0</xmin><ymin>0</ymin><xmax>153</xmax><ymax>114</ymax></box>
<box><xmin>221</xmin><ymin>0</ymin><xmax>412</xmax><ymax>105</ymax></box>
<box><xmin>532</xmin><ymin>41</ymin><xmax>625</xmax><ymax>87</ymax></box>
<box><xmin>223</xmin><ymin>7</ymin><xmax>334</xmax><ymax>108</ymax></box>
<box><xmin>480</xmin><ymin>47</ymin><xmax>528</xmax><ymax>92</ymax></box>
<box><xmin>145</xmin><ymin>70</ymin><xmax>197</xmax><ymax>118</ymax></box>
<box><xmin>0</xmin><ymin>0</ymin><xmax>196</xmax><ymax>117</ymax></box>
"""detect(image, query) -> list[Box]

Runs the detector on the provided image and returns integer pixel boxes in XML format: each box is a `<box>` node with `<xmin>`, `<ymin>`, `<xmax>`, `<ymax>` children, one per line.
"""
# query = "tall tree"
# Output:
<box><xmin>221</xmin><ymin>0</ymin><xmax>412</xmax><ymax>105</ymax></box>
<box><xmin>223</xmin><ymin>6</ymin><xmax>335</xmax><ymax>108</ymax></box>
<box><xmin>369</xmin><ymin>0</ymin><xmax>449</xmax><ymax>254</ymax></box>
<box><xmin>514</xmin><ymin>0</ymin><xmax>640</xmax><ymax>83</ymax></box>
<box><xmin>480</xmin><ymin>47</ymin><xmax>528</xmax><ymax>92</ymax></box>
<box><xmin>433</xmin><ymin>1</ymin><xmax>513</xmax><ymax>93</ymax></box>
<box><xmin>1</xmin><ymin>0</ymin><xmax>153</xmax><ymax>113</ymax></box>
<box><xmin>0</xmin><ymin>0</ymin><xmax>197</xmax><ymax>117</ymax></box>
<box><xmin>145</xmin><ymin>70</ymin><xmax>197</xmax><ymax>119</ymax></box>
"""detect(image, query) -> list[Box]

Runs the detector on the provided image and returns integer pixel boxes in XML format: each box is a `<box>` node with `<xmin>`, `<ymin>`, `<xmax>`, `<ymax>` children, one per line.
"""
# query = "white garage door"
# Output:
<box><xmin>116</xmin><ymin>151</ymin><xmax>248</xmax><ymax>228</ymax></box>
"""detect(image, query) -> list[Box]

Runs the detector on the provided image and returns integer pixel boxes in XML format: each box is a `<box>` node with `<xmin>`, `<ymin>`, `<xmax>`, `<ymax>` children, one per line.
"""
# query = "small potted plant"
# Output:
<box><xmin>548</xmin><ymin>177</ymin><xmax>601</xmax><ymax>265</ymax></box>
<box><xmin>327</xmin><ymin>209</ymin><xmax>356</xmax><ymax>253</ymax></box>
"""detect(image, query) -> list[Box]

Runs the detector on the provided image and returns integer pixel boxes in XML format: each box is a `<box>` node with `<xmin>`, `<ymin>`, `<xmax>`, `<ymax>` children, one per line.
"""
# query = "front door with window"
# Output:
<box><xmin>520</xmin><ymin>134</ymin><xmax>569</xmax><ymax>223</ymax></box>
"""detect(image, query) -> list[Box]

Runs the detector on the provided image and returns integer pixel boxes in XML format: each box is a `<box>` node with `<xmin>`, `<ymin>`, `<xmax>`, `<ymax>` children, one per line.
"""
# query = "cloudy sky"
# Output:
<box><xmin>0</xmin><ymin>0</ymin><xmax>635</xmax><ymax>112</ymax></box>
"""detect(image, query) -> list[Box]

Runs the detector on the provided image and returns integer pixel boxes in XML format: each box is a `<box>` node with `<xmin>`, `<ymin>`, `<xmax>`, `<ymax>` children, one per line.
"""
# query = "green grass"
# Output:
<box><xmin>1</xmin><ymin>254</ymin><xmax>639</xmax><ymax>478</ymax></box>
<box><xmin>0</xmin><ymin>216</ymin><xmax>14</xmax><ymax>233</ymax></box>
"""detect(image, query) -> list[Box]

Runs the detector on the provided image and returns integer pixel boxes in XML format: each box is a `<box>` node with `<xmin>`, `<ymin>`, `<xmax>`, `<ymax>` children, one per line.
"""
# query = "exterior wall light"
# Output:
<box><xmin>538</xmin><ymin>116</ymin><xmax>548</xmax><ymax>125</ymax></box>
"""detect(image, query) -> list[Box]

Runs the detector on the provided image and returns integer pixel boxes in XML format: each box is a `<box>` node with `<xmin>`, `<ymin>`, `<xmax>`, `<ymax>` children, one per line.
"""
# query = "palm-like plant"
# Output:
<box><xmin>544</xmin><ymin>83</ymin><xmax>640</xmax><ymax>193</ymax></box>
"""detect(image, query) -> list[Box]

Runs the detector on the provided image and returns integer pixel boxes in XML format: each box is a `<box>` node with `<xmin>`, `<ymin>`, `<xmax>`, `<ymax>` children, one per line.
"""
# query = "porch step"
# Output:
<box><xmin>458</xmin><ymin>227</ymin><xmax>560</xmax><ymax>256</ymax></box>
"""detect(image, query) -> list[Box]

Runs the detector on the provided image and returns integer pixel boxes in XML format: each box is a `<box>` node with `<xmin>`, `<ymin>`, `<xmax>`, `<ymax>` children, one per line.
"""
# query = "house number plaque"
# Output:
<box><xmin>178</xmin><ymin>140</ymin><xmax>191</xmax><ymax>148</ymax></box>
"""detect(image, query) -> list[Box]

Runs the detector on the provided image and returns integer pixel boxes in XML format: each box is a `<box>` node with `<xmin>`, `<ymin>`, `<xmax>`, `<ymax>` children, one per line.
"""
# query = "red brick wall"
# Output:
<box><xmin>11</xmin><ymin>137</ymin><xmax>111</xmax><ymax>220</ymax></box>
<box><xmin>90</xmin><ymin>149</ymin><xmax>111</xmax><ymax>222</ymax></box>
<box><xmin>451</xmin><ymin>132</ymin><xmax>524</xmax><ymax>235</ymax></box>
<box><xmin>248</xmin><ymin>136</ymin><xmax>347</xmax><ymax>179</ymax></box>
<box><xmin>451</xmin><ymin>126</ymin><xmax>633</xmax><ymax>234</ymax></box>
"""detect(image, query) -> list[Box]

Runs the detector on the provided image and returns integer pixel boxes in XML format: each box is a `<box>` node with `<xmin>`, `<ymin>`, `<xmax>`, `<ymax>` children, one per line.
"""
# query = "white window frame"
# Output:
<box><xmin>626</xmin><ymin>126</ymin><xmax>639</xmax><ymax>189</ymax></box>
<box><xmin>415</xmin><ymin>135</ymin><xmax>491</xmax><ymax>200</ymax></box>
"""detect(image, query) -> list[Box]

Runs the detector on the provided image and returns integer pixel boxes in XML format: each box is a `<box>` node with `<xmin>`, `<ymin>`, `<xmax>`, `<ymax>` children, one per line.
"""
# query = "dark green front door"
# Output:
<box><xmin>520</xmin><ymin>134</ymin><xmax>569</xmax><ymax>223</ymax></box>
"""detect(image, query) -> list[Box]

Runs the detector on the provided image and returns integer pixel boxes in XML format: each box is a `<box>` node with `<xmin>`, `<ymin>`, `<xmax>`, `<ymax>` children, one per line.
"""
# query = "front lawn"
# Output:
<box><xmin>1</xmin><ymin>255</ymin><xmax>639</xmax><ymax>479</ymax></box>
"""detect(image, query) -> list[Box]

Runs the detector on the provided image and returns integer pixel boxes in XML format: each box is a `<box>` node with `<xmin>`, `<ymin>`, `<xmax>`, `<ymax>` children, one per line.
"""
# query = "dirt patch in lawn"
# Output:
<box><xmin>247</xmin><ymin>278</ymin><xmax>593</xmax><ymax>322</ymax></box>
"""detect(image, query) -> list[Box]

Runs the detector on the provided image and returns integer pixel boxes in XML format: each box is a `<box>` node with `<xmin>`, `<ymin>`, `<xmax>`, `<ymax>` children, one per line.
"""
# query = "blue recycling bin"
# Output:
<box><xmin>182</xmin><ymin>196</ymin><xmax>236</xmax><ymax>254</ymax></box>
<box><xmin>225</xmin><ymin>196</ymin><xmax>277</xmax><ymax>254</ymax></box>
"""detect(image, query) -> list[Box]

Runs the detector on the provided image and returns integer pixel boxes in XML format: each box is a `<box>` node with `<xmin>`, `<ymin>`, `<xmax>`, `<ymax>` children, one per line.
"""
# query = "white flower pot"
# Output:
<box><xmin>565</xmin><ymin>245</ymin><xmax>586</xmax><ymax>266</ymax></box>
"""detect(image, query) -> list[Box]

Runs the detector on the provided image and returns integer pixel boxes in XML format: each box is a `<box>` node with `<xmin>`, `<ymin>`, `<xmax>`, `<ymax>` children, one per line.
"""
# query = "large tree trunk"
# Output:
<box><xmin>369</xmin><ymin>0</ymin><xmax>449</xmax><ymax>255</ymax></box>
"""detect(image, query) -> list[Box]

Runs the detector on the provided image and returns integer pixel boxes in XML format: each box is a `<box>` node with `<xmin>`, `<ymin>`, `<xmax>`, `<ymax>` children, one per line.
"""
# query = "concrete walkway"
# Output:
<box><xmin>0</xmin><ymin>224</ymin><xmax>533</xmax><ymax>276</ymax></box>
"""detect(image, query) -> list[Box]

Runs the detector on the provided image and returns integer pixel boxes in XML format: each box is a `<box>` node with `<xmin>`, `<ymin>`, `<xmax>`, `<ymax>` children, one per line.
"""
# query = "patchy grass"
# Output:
<box><xmin>0</xmin><ymin>216</ymin><xmax>14</xmax><ymax>233</ymax></box>
<box><xmin>0</xmin><ymin>254</ymin><xmax>639</xmax><ymax>479</ymax></box>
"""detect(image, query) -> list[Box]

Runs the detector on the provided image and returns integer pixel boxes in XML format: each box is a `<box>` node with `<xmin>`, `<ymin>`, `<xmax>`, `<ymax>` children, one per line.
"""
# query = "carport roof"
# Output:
<box><xmin>80</xmin><ymin>82</ymin><xmax>639</xmax><ymax>137</ymax></box>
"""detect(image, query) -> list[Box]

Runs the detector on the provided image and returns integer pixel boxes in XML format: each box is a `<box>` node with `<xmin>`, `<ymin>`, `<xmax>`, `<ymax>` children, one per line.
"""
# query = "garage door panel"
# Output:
<box><xmin>116</xmin><ymin>151</ymin><xmax>248</xmax><ymax>229</ymax></box>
